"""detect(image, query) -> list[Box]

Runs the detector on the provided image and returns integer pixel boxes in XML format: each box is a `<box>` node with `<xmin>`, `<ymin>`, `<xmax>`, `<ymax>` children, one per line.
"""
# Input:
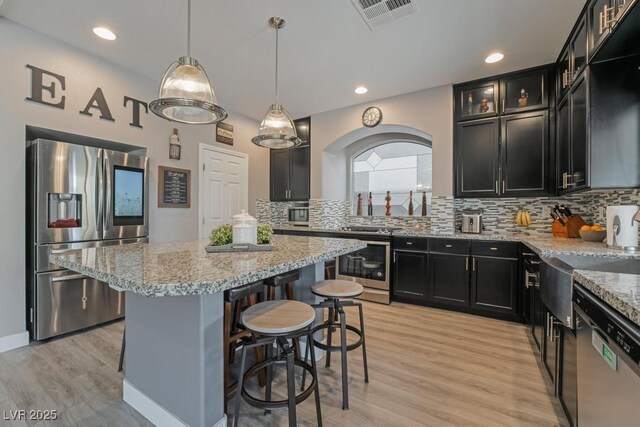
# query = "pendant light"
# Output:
<box><xmin>149</xmin><ymin>0</ymin><xmax>227</xmax><ymax>125</ymax></box>
<box><xmin>252</xmin><ymin>17</ymin><xmax>301</xmax><ymax>149</ymax></box>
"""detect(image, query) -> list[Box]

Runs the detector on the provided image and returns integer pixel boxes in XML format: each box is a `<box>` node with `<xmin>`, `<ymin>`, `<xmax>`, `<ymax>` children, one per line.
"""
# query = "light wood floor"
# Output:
<box><xmin>0</xmin><ymin>302</ymin><xmax>567</xmax><ymax>426</ymax></box>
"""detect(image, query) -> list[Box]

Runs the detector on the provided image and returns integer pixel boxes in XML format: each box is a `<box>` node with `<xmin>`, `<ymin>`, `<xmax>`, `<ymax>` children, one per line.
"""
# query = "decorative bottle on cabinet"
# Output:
<box><xmin>356</xmin><ymin>193</ymin><xmax>363</xmax><ymax>216</ymax></box>
<box><xmin>408</xmin><ymin>191</ymin><xmax>414</xmax><ymax>216</ymax></box>
<box><xmin>385</xmin><ymin>191</ymin><xmax>392</xmax><ymax>216</ymax></box>
<box><xmin>367</xmin><ymin>192</ymin><xmax>373</xmax><ymax>216</ymax></box>
<box><xmin>421</xmin><ymin>191</ymin><xmax>427</xmax><ymax>216</ymax></box>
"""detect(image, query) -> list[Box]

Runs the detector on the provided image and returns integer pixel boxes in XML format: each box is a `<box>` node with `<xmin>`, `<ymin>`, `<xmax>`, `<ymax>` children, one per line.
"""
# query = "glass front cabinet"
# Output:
<box><xmin>455</xmin><ymin>80</ymin><xmax>499</xmax><ymax>122</ymax></box>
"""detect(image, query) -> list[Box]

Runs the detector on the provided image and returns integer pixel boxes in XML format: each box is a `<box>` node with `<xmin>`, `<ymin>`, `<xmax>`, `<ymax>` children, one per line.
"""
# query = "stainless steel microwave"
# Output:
<box><xmin>288</xmin><ymin>203</ymin><xmax>309</xmax><ymax>226</ymax></box>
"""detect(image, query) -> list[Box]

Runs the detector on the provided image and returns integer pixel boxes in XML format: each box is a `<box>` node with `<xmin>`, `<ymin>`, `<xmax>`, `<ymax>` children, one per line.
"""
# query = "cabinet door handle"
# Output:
<box><xmin>472</xmin><ymin>258</ymin><xmax>476</xmax><ymax>272</ymax></box>
<box><xmin>495</xmin><ymin>181</ymin><xmax>499</xmax><ymax>194</ymax></box>
<box><xmin>502</xmin><ymin>180</ymin><xmax>506</xmax><ymax>193</ymax></box>
<box><xmin>445</xmin><ymin>244</ymin><xmax>453</xmax><ymax>248</ymax></box>
<box><xmin>465</xmin><ymin>257</ymin><xmax>469</xmax><ymax>271</ymax></box>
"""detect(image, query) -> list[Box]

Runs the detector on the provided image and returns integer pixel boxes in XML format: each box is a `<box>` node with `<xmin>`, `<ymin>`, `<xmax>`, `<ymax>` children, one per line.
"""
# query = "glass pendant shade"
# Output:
<box><xmin>252</xmin><ymin>104</ymin><xmax>301</xmax><ymax>149</ymax></box>
<box><xmin>150</xmin><ymin>56</ymin><xmax>227</xmax><ymax>125</ymax></box>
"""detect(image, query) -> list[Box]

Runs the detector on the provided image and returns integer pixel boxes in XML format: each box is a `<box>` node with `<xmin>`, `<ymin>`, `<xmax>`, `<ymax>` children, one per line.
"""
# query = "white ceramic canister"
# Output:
<box><xmin>232</xmin><ymin>210</ymin><xmax>257</xmax><ymax>245</ymax></box>
<box><xmin>606</xmin><ymin>205</ymin><xmax>639</xmax><ymax>248</ymax></box>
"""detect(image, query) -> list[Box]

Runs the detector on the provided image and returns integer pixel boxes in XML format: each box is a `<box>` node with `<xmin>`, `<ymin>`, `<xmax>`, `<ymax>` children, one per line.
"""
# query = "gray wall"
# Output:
<box><xmin>309</xmin><ymin>84</ymin><xmax>453</xmax><ymax>199</ymax></box>
<box><xmin>0</xmin><ymin>18</ymin><xmax>268</xmax><ymax>341</ymax></box>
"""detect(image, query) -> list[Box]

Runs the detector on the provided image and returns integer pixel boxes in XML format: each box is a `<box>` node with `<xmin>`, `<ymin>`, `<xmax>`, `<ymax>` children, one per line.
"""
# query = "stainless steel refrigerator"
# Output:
<box><xmin>26</xmin><ymin>138</ymin><xmax>149</xmax><ymax>340</ymax></box>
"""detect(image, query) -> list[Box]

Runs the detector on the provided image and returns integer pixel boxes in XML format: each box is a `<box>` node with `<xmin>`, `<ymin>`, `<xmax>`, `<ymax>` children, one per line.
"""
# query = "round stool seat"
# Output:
<box><xmin>311</xmin><ymin>280</ymin><xmax>364</xmax><ymax>298</ymax></box>
<box><xmin>242</xmin><ymin>300</ymin><xmax>315</xmax><ymax>335</ymax></box>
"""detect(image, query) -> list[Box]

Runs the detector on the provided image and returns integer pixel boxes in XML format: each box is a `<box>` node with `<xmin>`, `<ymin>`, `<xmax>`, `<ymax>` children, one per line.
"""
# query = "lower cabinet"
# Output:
<box><xmin>428</xmin><ymin>253</ymin><xmax>470</xmax><ymax>306</ymax></box>
<box><xmin>470</xmin><ymin>256</ymin><xmax>518</xmax><ymax>314</ymax></box>
<box><xmin>391</xmin><ymin>237</ymin><xmax>520</xmax><ymax>321</ymax></box>
<box><xmin>393</xmin><ymin>250</ymin><xmax>428</xmax><ymax>300</ymax></box>
<box><xmin>559</xmin><ymin>325</ymin><xmax>578</xmax><ymax>427</ymax></box>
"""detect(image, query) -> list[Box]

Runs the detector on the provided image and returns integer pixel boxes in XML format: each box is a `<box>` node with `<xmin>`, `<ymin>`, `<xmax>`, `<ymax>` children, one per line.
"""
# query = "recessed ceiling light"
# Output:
<box><xmin>93</xmin><ymin>27</ymin><xmax>117</xmax><ymax>41</ymax></box>
<box><xmin>355</xmin><ymin>86</ymin><xmax>368</xmax><ymax>95</ymax></box>
<box><xmin>485</xmin><ymin>52</ymin><xmax>504</xmax><ymax>64</ymax></box>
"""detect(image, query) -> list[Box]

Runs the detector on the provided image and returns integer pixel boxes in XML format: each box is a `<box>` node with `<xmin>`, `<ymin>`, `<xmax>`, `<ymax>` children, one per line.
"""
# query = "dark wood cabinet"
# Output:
<box><xmin>501</xmin><ymin>111</ymin><xmax>549</xmax><ymax>195</ymax></box>
<box><xmin>569</xmin><ymin>73</ymin><xmax>589</xmax><ymax>190</ymax></box>
<box><xmin>269</xmin><ymin>117</ymin><xmax>311</xmax><ymax>201</ymax></box>
<box><xmin>428</xmin><ymin>253</ymin><xmax>470</xmax><ymax>306</ymax></box>
<box><xmin>393</xmin><ymin>250</ymin><xmax>428</xmax><ymax>300</ymax></box>
<box><xmin>588</xmin><ymin>0</ymin><xmax>616</xmax><ymax>57</ymax></box>
<box><xmin>455</xmin><ymin>118</ymin><xmax>499</xmax><ymax>197</ymax></box>
<box><xmin>454</xmin><ymin>66</ymin><xmax>552</xmax><ymax>198</ymax></box>
<box><xmin>559</xmin><ymin>326</ymin><xmax>578</xmax><ymax>427</ymax></box>
<box><xmin>454</xmin><ymin>80</ymin><xmax>499</xmax><ymax>122</ymax></box>
<box><xmin>558</xmin><ymin>71</ymin><xmax>589</xmax><ymax>193</ymax></box>
<box><xmin>501</xmin><ymin>69</ymin><xmax>548</xmax><ymax>114</ymax></box>
<box><xmin>470</xmin><ymin>256</ymin><xmax>518</xmax><ymax>315</ymax></box>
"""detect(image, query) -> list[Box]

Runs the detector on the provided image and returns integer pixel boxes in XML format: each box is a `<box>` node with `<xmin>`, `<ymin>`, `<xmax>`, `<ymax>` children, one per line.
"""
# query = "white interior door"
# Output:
<box><xmin>199</xmin><ymin>145</ymin><xmax>248</xmax><ymax>238</ymax></box>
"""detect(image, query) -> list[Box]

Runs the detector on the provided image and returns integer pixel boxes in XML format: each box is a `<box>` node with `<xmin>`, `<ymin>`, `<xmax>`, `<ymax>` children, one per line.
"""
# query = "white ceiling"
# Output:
<box><xmin>0</xmin><ymin>0</ymin><xmax>584</xmax><ymax>120</ymax></box>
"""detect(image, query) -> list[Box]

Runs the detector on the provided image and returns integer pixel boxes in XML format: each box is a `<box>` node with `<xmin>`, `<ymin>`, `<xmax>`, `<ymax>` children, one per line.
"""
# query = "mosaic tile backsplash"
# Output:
<box><xmin>257</xmin><ymin>189</ymin><xmax>640</xmax><ymax>236</ymax></box>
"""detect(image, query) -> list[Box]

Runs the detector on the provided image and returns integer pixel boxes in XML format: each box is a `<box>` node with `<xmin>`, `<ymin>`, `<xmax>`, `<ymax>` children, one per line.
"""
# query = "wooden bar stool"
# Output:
<box><xmin>265</xmin><ymin>269</ymin><xmax>301</xmax><ymax>358</ymax></box>
<box><xmin>264</xmin><ymin>269</ymin><xmax>300</xmax><ymax>301</ymax></box>
<box><xmin>233</xmin><ymin>300</ymin><xmax>322</xmax><ymax>427</ymax></box>
<box><xmin>224</xmin><ymin>280</ymin><xmax>266</xmax><ymax>412</ymax></box>
<box><xmin>303</xmin><ymin>279</ymin><xmax>369</xmax><ymax>410</ymax></box>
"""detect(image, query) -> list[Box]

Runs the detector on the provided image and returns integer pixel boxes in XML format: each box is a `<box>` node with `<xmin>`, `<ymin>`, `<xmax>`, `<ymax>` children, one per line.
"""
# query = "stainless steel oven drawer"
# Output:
<box><xmin>35</xmin><ymin>270</ymin><xmax>125</xmax><ymax>340</ymax></box>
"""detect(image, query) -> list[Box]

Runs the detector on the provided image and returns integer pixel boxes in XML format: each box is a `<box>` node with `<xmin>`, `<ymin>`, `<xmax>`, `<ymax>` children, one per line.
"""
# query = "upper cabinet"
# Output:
<box><xmin>501</xmin><ymin>69</ymin><xmax>548</xmax><ymax>114</ymax></box>
<box><xmin>556</xmin><ymin>0</ymin><xmax>640</xmax><ymax>193</ymax></box>
<box><xmin>558</xmin><ymin>15</ymin><xmax>587</xmax><ymax>103</ymax></box>
<box><xmin>454</xmin><ymin>80</ymin><xmax>499</xmax><ymax>122</ymax></box>
<box><xmin>454</xmin><ymin>66</ymin><xmax>552</xmax><ymax>198</ymax></box>
<box><xmin>588</xmin><ymin>0</ymin><xmax>640</xmax><ymax>62</ymax></box>
<box><xmin>269</xmin><ymin>117</ymin><xmax>311</xmax><ymax>201</ymax></box>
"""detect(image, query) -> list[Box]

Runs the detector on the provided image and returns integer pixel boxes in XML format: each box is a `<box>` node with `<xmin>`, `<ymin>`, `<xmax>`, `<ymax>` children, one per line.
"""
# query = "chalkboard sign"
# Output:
<box><xmin>158</xmin><ymin>166</ymin><xmax>191</xmax><ymax>208</ymax></box>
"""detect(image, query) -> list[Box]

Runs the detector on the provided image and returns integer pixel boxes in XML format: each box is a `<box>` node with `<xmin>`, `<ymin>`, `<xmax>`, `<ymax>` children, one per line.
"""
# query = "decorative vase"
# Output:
<box><xmin>518</xmin><ymin>89</ymin><xmax>529</xmax><ymax>107</ymax></box>
<box><xmin>421</xmin><ymin>191</ymin><xmax>427</xmax><ymax>217</ymax></box>
<box><xmin>479</xmin><ymin>98</ymin><xmax>489</xmax><ymax>113</ymax></box>
<box><xmin>385</xmin><ymin>191</ymin><xmax>391</xmax><ymax>216</ymax></box>
<box><xmin>356</xmin><ymin>193</ymin><xmax>363</xmax><ymax>216</ymax></box>
<box><xmin>467</xmin><ymin>93</ymin><xmax>473</xmax><ymax>115</ymax></box>
<box><xmin>408</xmin><ymin>191</ymin><xmax>414</xmax><ymax>216</ymax></box>
<box><xmin>367</xmin><ymin>192</ymin><xmax>373</xmax><ymax>216</ymax></box>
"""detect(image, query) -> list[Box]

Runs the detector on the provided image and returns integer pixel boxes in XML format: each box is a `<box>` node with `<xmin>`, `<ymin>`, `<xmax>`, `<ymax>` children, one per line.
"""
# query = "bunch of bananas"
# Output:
<box><xmin>516</xmin><ymin>209</ymin><xmax>532</xmax><ymax>227</ymax></box>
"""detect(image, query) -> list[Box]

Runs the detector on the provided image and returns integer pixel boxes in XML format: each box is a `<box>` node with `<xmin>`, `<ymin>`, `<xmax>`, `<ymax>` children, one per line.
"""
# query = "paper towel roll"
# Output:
<box><xmin>606</xmin><ymin>205</ymin><xmax>639</xmax><ymax>248</ymax></box>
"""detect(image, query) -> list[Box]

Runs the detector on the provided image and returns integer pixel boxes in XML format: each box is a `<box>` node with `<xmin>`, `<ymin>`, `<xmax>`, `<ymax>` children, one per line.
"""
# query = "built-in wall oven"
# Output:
<box><xmin>334</xmin><ymin>227</ymin><xmax>395</xmax><ymax>304</ymax></box>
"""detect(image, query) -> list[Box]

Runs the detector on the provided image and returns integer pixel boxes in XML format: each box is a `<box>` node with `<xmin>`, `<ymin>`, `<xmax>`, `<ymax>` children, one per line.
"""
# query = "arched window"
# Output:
<box><xmin>352</xmin><ymin>141</ymin><xmax>432</xmax><ymax>216</ymax></box>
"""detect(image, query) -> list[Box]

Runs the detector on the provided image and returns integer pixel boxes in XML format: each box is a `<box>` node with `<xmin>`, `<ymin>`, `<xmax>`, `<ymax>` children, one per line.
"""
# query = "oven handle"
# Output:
<box><xmin>362</xmin><ymin>240</ymin><xmax>390</xmax><ymax>246</ymax></box>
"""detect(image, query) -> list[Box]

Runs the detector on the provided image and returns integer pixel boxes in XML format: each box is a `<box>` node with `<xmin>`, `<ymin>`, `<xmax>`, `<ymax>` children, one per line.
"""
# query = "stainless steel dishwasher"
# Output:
<box><xmin>574</xmin><ymin>285</ymin><xmax>640</xmax><ymax>426</ymax></box>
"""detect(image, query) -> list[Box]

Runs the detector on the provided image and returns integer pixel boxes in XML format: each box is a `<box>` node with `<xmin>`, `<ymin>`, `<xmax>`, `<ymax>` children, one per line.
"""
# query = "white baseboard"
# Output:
<box><xmin>0</xmin><ymin>331</ymin><xmax>29</xmax><ymax>354</ymax></box>
<box><xmin>124</xmin><ymin>380</ymin><xmax>228</xmax><ymax>427</ymax></box>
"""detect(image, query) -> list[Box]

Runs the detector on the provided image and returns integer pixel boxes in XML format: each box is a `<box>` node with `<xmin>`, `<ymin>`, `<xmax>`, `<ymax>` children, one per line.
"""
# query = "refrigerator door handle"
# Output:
<box><xmin>96</xmin><ymin>150</ymin><xmax>104</xmax><ymax>236</ymax></box>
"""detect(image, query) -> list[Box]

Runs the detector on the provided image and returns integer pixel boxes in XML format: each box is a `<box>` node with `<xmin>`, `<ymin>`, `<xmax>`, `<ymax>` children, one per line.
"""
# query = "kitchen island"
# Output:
<box><xmin>50</xmin><ymin>235</ymin><xmax>366</xmax><ymax>427</ymax></box>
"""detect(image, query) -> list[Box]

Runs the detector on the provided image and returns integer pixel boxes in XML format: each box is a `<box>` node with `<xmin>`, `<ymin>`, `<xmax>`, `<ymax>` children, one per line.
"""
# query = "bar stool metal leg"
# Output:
<box><xmin>118</xmin><ymin>328</ymin><xmax>125</xmax><ymax>372</ymax></box>
<box><xmin>356</xmin><ymin>302</ymin><xmax>369</xmax><ymax>383</ymax></box>
<box><xmin>283</xmin><ymin>339</ymin><xmax>297</xmax><ymax>427</ymax></box>
<box><xmin>338</xmin><ymin>305</ymin><xmax>349</xmax><ymax>410</ymax></box>
<box><xmin>307</xmin><ymin>329</ymin><xmax>323</xmax><ymax>427</ymax></box>
<box><xmin>325</xmin><ymin>306</ymin><xmax>334</xmax><ymax>367</ymax></box>
<box><xmin>232</xmin><ymin>341</ymin><xmax>249</xmax><ymax>427</ymax></box>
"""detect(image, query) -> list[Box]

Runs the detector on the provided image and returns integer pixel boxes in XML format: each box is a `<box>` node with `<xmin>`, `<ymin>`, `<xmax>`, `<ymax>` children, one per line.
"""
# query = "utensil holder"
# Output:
<box><xmin>551</xmin><ymin>215</ymin><xmax>587</xmax><ymax>238</ymax></box>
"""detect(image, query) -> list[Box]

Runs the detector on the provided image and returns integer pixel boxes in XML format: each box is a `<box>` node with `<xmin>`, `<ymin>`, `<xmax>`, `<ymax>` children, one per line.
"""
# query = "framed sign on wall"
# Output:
<box><xmin>158</xmin><ymin>166</ymin><xmax>191</xmax><ymax>208</ymax></box>
<box><xmin>216</xmin><ymin>122</ymin><xmax>234</xmax><ymax>145</ymax></box>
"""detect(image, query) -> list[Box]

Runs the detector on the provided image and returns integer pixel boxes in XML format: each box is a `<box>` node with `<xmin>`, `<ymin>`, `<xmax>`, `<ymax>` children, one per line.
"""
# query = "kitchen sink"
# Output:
<box><xmin>553</xmin><ymin>254</ymin><xmax>640</xmax><ymax>275</ymax></box>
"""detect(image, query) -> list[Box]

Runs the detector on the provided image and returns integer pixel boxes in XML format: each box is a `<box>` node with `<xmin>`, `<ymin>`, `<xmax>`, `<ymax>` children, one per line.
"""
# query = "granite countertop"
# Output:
<box><xmin>50</xmin><ymin>235</ymin><xmax>366</xmax><ymax>297</ymax></box>
<box><xmin>574</xmin><ymin>270</ymin><xmax>640</xmax><ymax>327</ymax></box>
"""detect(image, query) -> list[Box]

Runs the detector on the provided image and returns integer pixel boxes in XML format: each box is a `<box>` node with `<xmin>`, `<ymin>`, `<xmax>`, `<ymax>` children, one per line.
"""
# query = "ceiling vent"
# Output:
<box><xmin>351</xmin><ymin>0</ymin><xmax>420</xmax><ymax>31</ymax></box>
